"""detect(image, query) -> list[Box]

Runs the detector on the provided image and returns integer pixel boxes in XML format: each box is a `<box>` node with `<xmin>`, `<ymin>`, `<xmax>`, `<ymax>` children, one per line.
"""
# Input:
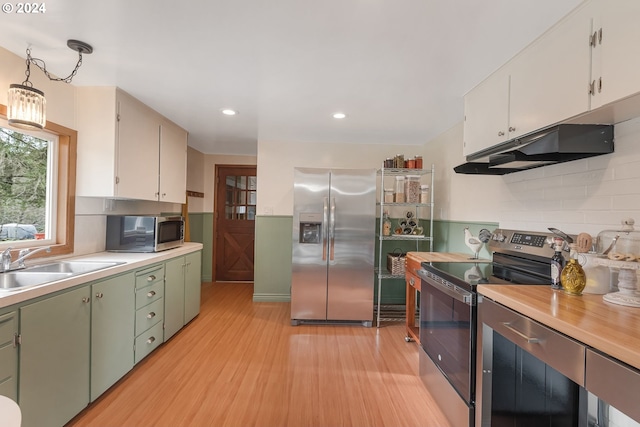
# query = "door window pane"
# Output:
<box><xmin>223</xmin><ymin>173</ymin><xmax>256</xmax><ymax>221</ymax></box>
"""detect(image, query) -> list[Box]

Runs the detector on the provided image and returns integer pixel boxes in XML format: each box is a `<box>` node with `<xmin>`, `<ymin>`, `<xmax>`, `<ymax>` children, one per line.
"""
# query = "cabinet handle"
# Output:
<box><xmin>598</xmin><ymin>77</ymin><xmax>602</xmax><ymax>93</ymax></box>
<box><xmin>598</xmin><ymin>28</ymin><xmax>602</xmax><ymax>45</ymax></box>
<box><xmin>147</xmin><ymin>336</ymin><xmax>156</xmax><ymax>344</ymax></box>
<box><xmin>82</xmin><ymin>297</ymin><xmax>91</xmax><ymax>303</ymax></box>
<box><xmin>589</xmin><ymin>80</ymin><xmax>596</xmax><ymax>96</ymax></box>
<box><xmin>497</xmin><ymin>131</ymin><xmax>505</xmax><ymax>137</ymax></box>
<box><xmin>502</xmin><ymin>322</ymin><xmax>540</xmax><ymax>343</ymax></box>
<box><xmin>147</xmin><ymin>290</ymin><xmax>156</xmax><ymax>298</ymax></box>
<box><xmin>590</xmin><ymin>31</ymin><xmax>597</xmax><ymax>47</ymax></box>
<box><xmin>95</xmin><ymin>292</ymin><xmax>104</xmax><ymax>299</ymax></box>
<box><xmin>162</xmin><ymin>193</ymin><xmax>166</xmax><ymax>197</ymax></box>
<box><xmin>147</xmin><ymin>275</ymin><xmax>156</xmax><ymax>282</ymax></box>
<box><xmin>409</xmin><ymin>277</ymin><xmax>415</xmax><ymax>286</ymax></box>
<box><xmin>147</xmin><ymin>312</ymin><xmax>156</xmax><ymax>319</ymax></box>
<box><xmin>508</xmin><ymin>126</ymin><xmax>516</xmax><ymax>133</ymax></box>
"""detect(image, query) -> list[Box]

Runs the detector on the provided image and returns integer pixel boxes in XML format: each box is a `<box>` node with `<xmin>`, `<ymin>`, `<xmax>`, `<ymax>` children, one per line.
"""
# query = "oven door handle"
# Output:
<box><xmin>418</xmin><ymin>269</ymin><xmax>475</xmax><ymax>306</ymax></box>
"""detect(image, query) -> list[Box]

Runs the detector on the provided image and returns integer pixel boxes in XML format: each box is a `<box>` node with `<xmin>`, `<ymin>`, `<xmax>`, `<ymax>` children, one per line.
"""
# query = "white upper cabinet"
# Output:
<box><xmin>76</xmin><ymin>87</ymin><xmax>187</xmax><ymax>203</ymax></box>
<box><xmin>590</xmin><ymin>0</ymin><xmax>640</xmax><ymax>109</ymax></box>
<box><xmin>509</xmin><ymin>2</ymin><xmax>593</xmax><ymax>139</ymax></box>
<box><xmin>159</xmin><ymin>118</ymin><xmax>188</xmax><ymax>204</ymax></box>
<box><xmin>463</xmin><ymin>66</ymin><xmax>510</xmax><ymax>157</ymax></box>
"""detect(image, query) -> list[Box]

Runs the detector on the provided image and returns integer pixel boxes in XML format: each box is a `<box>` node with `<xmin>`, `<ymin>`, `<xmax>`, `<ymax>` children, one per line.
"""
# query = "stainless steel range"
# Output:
<box><xmin>416</xmin><ymin>228</ymin><xmax>572</xmax><ymax>427</ymax></box>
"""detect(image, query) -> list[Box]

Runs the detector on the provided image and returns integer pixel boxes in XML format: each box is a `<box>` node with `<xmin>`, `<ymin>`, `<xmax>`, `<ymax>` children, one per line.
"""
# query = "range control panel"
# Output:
<box><xmin>489</xmin><ymin>228</ymin><xmax>576</xmax><ymax>259</ymax></box>
<box><xmin>510</xmin><ymin>233</ymin><xmax>547</xmax><ymax>248</ymax></box>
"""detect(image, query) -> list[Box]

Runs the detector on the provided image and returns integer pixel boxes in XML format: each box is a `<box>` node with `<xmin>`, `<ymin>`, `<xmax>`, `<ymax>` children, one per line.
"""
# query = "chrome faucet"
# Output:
<box><xmin>13</xmin><ymin>246</ymin><xmax>52</xmax><ymax>270</ymax></box>
<box><xmin>1</xmin><ymin>247</ymin><xmax>13</xmax><ymax>272</ymax></box>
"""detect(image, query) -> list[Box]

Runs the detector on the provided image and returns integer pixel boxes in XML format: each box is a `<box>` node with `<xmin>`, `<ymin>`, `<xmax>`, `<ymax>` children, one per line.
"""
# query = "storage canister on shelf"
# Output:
<box><xmin>384</xmin><ymin>158</ymin><xmax>394</xmax><ymax>168</ymax></box>
<box><xmin>384</xmin><ymin>188</ymin><xmax>394</xmax><ymax>203</ymax></box>
<box><xmin>415</xmin><ymin>155</ymin><xmax>423</xmax><ymax>169</ymax></box>
<box><xmin>405</xmin><ymin>175</ymin><xmax>421</xmax><ymax>203</ymax></box>
<box><xmin>394</xmin><ymin>154</ymin><xmax>404</xmax><ymax>169</ymax></box>
<box><xmin>394</xmin><ymin>176</ymin><xmax>405</xmax><ymax>203</ymax></box>
<box><xmin>420</xmin><ymin>185</ymin><xmax>430</xmax><ymax>203</ymax></box>
<box><xmin>406</xmin><ymin>158</ymin><xmax>416</xmax><ymax>169</ymax></box>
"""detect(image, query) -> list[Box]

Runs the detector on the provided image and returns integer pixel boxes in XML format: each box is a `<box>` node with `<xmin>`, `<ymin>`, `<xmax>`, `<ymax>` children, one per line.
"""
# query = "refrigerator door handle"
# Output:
<box><xmin>322</xmin><ymin>197</ymin><xmax>329</xmax><ymax>261</ymax></box>
<box><xmin>329</xmin><ymin>197</ymin><xmax>336</xmax><ymax>261</ymax></box>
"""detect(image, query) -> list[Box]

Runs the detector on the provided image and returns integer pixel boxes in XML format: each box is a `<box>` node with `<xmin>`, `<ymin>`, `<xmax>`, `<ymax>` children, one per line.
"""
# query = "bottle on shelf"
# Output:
<box><xmin>382</xmin><ymin>211</ymin><xmax>391</xmax><ymax>236</ymax></box>
<box><xmin>550</xmin><ymin>237</ymin><xmax>565</xmax><ymax>290</ymax></box>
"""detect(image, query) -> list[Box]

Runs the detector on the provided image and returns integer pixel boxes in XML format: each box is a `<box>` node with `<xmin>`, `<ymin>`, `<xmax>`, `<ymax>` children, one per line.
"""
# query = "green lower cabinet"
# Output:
<box><xmin>184</xmin><ymin>251</ymin><xmax>202</xmax><ymax>324</ymax></box>
<box><xmin>19</xmin><ymin>286</ymin><xmax>91</xmax><ymax>427</ymax></box>
<box><xmin>0</xmin><ymin>310</ymin><xmax>18</xmax><ymax>402</ymax></box>
<box><xmin>164</xmin><ymin>256</ymin><xmax>186</xmax><ymax>341</ymax></box>
<box><xmin>164</xmin><ymin>251</ymin><xmax>202</xmax><ymax>341</ymax></box>
<box><xmin>90</xmin><ymin>272</ymin><xmax>135</xmax><ymax>401</ymax></box>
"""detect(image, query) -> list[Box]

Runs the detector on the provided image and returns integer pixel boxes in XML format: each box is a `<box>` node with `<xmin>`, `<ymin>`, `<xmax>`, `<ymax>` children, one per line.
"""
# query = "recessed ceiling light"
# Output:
<box><xmin>221</xmin><ymin>109</ymin><xmax>238</xmax><ymax>116</ymax></box>
<box><xmin>332</xmin><ymin>112</ymin><xmax>346</xmax><ymax>119</ymax></box>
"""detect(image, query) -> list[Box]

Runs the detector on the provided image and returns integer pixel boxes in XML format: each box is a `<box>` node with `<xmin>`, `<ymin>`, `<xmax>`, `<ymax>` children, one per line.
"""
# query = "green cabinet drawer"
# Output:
<box><xmin>135</xmin><ymin>280</ymin><xmax>164</xmax><ymax>309</ymax></box>
<box><xmin>134</xmin><ymin>321</ymin><xmax>163</xmax><ymax>364</ymax></box>
<box><xmin>135</xmin><ymin>265</ymin><xmax>164</xmax><ymax>290</ymax></box>
<box><xmin>135</xmin><ymin>298</ymin><xmax>164</xmax><ymax>336</ymax></box>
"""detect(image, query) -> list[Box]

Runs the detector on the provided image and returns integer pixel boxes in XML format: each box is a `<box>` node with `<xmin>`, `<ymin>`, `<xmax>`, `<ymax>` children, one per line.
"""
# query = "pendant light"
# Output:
<box><xmin>7</xmin><ymin>40</ymin><xmax>93</xmax><ymax>130</ymax></box>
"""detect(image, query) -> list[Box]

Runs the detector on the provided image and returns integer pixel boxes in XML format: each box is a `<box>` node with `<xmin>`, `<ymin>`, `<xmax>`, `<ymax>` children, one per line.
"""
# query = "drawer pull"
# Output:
<box><xmin>147</xmin><ymin>290</ymin><xmax>156</xmax><ymax>298</ymax></box>
<box><xmin>147</xmin><ymin>336</ymin><xmax>156</xmax><ymax>344</ymax></box>
<box><xmin>95</xmin><ymin>292</ymin><xmax>104</xmax><ymax>299</ymax></box>
<box><xmin>147</xmin><ymin>275</ymin><xmax>156</xmax><ymax>282</ymax></box>
<box><xmin>147</xmin><ymin>312</ymin><xmax>156</xmax><ymax>319</ymax></box>
<box><xmin>502</xmin><ymin>322</ymin><xmax>540</xmax><ymax>344</ymax></box>
<box><xmin>82</xmin><ymin>297</ymin><xmax>91</xmax><ymax>303</ymax></box>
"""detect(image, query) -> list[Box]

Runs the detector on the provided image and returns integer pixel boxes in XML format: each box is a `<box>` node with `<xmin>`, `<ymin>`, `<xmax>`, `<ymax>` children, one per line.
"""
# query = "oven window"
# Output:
<box><xmin>420</xmin><ymin>280</ymin><xmax>474</xmax><ymax>402</ymax></box>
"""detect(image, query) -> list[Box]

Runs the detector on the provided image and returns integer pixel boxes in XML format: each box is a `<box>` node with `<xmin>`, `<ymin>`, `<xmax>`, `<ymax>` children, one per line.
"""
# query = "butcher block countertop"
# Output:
<box><xmin>478</xmin><ymin>285</ymin><xmax>640</xmax><ymax>371</ymax></box>
<box><xmin>407</xmin><ymin>252</ymin><xmax>491</xmax><ymax>263</ymax></box>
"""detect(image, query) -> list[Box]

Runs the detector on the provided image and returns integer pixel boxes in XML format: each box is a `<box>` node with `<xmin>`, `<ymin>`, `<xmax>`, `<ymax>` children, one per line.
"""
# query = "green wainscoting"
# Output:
<box><xmin>187</xmin><ymin>213</ymin><xmax>213</xmax><ymax>282</ymax></box>
<box><xmin>249</xmin><ymin>216</ymin><xmax>499</xmax><ymax>303</ymax></box>
<box><xmin>254</xmin><ymin>216</ymin><xmax>293</xmax><ymax>302</ymax></box>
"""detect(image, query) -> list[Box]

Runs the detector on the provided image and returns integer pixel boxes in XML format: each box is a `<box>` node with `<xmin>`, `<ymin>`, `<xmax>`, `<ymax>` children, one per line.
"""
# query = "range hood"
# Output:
<box><xmin>454</xmin><ymin>124</ymin><xmax>614</xmax><ymax>175</ymax></box>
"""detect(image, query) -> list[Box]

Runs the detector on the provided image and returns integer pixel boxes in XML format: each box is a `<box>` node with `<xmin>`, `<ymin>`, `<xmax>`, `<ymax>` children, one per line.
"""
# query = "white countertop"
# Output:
<box><xmin>0</xmin><ymin>242</ymin><xmax>203</xmax><ymax>309</ymax></box>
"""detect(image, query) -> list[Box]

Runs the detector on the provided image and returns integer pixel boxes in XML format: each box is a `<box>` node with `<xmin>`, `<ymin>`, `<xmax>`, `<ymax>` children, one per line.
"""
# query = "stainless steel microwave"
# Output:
<box><xmin>106</xmin><ymin>215</ymin><xmax>184</xmax><ymax>252</ymax></box>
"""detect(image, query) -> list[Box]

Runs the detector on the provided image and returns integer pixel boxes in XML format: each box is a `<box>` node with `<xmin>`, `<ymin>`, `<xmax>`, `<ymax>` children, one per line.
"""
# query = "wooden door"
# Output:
<box><xmin>215</xmin><ymin>165</ymin><xmax>257</xmax><ymax>282</ymax></box>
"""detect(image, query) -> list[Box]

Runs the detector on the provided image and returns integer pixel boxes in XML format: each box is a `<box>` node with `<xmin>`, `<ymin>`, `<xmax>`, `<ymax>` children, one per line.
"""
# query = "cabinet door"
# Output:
<box><xmin>20</xmin><ymin>286</ymin><xmax>91</xmax><ymax>427</ymax></box>
<box><xmin>91</xmin><ymin>273</ymin><xmax>135</xmax><ymax>401</ymax></box>
<box><xmin>0</xmin><ymin>311</ymin><xmax>18</xmax><ymax>402</ymax></box>
<box><xmin>591</xmin><ymin>0</ymin><xmax>640</xmax><ymax>108</ymax></box>
<box><xmin>164</xmin><ymin>256</ymin><xmax>185</xmax><ymax>341</ymax></box>
<box><xmin>159</xmin><ymin>120</ymin><xmax>188</xmax><ymax>204</ymax></box>
<box><xmin>184</xmin><ymin>251</ymin><xmax>202</xmax><ymax>324</ymax></box>
<box><xmin>116</xmin><ymin>91</ymin><xmax>161</xmax><ymax>201</ymax></box>
<box><xmin>510</xmin><ymin>2</ymin><xmax>593</xmax><ymax>138</ymax></box>
<box><xmin>463</xmin><ymin>66</ymin><xmax>510</xmax><ymax>157</ymax></box>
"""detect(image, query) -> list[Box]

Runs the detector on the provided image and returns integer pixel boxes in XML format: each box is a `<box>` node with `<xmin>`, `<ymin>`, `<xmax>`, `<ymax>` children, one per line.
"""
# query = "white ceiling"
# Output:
<box><xmin>0</xmin><ymin>0</ymin><xmax>582</xmax><ymax>155</ymax></box>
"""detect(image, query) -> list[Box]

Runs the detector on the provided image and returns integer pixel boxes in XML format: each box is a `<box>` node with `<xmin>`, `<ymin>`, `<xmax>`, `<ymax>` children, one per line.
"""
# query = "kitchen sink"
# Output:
<box><xmin>0</xmin><ymin>271</ymin><xmax>74</xmax><ymax>291</ymax></box>
<box><xmin>24</xmin><ymin>260</ymin><xmax>124</xmax><ymax>274</ymax></box>
<box><xmin>0</xmin><ymin>261</ymin><xmax>125</xmax><ymax>292</ymax></box>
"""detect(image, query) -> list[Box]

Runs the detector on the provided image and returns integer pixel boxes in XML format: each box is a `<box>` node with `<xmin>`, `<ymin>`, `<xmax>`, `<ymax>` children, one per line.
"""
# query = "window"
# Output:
<box><xmin>0</xmin><ymin>104</ymin><xmax>76</xmax><ymax>260</ymax></box>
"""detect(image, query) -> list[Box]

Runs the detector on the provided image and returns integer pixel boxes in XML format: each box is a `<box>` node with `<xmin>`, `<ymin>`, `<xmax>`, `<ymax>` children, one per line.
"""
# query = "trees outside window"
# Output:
<box><xmin>0</xmin><ymin>106</ymin><xmax>76</xmax><ymax>260</ymax></box>
<box><xmin>0</xmin><ymin>124</ymin><xmax>54</xmax><ymax>242</ymax></box>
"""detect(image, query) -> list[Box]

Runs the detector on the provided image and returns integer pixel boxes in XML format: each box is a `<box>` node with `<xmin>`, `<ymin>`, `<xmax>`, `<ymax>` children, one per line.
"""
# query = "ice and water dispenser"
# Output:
<box><xmin>299</xmin><ymin>213</ymin><xmax>322</xmax><ymax>244</ymax></box>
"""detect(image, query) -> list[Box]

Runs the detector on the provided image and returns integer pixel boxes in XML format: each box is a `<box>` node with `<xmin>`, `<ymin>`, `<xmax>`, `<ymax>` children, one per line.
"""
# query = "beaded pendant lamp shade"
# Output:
<box><xmin>7</xmin><ymin>40</ymin><xmax>93</xmax><ymax>130</ymax></box>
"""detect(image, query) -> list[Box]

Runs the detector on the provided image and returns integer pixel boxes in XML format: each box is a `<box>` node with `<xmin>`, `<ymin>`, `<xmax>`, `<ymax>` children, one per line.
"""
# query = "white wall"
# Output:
<box><xmin>424</xmin><ymin>116</ymin><xmax>640</xmax><ymax>238</ymax></box>
<box><xmin>256</xmin><ymin>139</ymin><xmax>423</xmax><ymax>216</ymax></box>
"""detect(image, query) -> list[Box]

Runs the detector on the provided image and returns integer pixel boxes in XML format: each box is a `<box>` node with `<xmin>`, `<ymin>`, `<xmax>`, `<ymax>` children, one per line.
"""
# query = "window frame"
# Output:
<box><xmin>0</xmin><ymin>104</ymin><xmax>76</xmax><ymax>262</ymax></box>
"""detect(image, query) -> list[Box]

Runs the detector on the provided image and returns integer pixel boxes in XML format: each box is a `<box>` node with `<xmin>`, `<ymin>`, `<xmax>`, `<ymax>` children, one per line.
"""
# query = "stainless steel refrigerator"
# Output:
<box><xmin>291</xmin><ymin>167</ymin><xmax>376</xmax><ymax>327</ymax></box>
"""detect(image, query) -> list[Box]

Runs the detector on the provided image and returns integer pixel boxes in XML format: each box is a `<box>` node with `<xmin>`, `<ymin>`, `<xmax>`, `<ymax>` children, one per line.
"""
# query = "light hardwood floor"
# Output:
<box><xmin>66</xmin><ymin>282</ymin><xmax>451</xmax><ymax>427</ymax></box>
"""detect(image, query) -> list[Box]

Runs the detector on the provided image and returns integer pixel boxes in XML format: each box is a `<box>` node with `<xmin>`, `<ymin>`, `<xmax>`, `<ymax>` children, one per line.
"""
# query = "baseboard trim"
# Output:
<box><xmin>253</xmin><ymin>293</ymin><xmax>291</xmax><ymax>302</ymax></box>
